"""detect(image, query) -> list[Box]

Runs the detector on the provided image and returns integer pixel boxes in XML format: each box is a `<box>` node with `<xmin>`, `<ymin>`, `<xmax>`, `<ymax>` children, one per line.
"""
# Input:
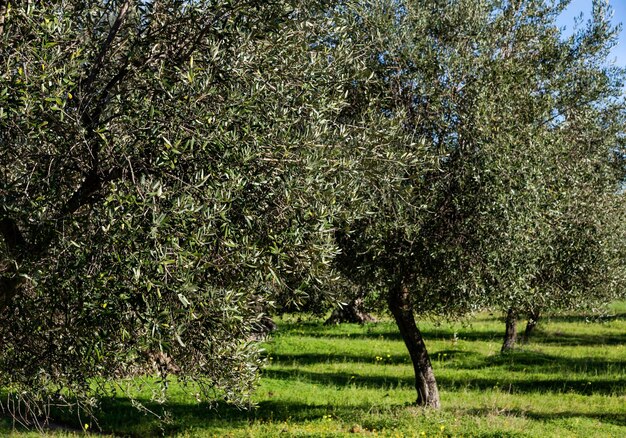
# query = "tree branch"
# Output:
<box><xmin>82</xmin><ymin>0</ymin><xmax>131</xmax><ymax>97</ymax></box>
<box><xmin>0</xmin><ymin>0</ymin><xmax>8</xmax><ymax>38</ymax></box>
<box><xmin>58</xmin><ymin>169</ymin><xmax>101</xmax><ymax>217</ymax></box>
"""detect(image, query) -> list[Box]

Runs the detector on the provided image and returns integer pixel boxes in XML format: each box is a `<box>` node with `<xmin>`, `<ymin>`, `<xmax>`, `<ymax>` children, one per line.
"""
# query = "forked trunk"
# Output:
<box><xmin>387</xmin><ymin>283</ymin><xmax>440</xmax><ymax>408</ymax></box>
<box><xmin>501</xmin><ymin>307</ymin><xmax>517</xmax><ymax>352</ymax></box>
<box><xmin>521</xmin><ymin>310</ymin><xmax>540</xmax><ymax>344</ymax></box>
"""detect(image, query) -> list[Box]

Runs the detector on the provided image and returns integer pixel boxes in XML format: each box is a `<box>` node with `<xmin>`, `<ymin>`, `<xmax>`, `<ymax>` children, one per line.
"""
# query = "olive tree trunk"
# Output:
<box><xmin>387</xmin><ymin>283</ymin><xmax>440</xmax><ymax>408</ymax></box>
<box><xmin>0</xmin><ymin>217</ymin><xmax>28</xmax><ymax>310</ymax></box>
<box><xmin>325</xmin><ymin>293</ymin><xmax>376</xmax><ymax>325</ymax></box>
<box><xmin>521</xmin><ymin>310</ymin><xmax>541</xmax><ymax>344</ymax></box>
<box><xmin>501</xmin><ymin>307</ymin><xmax>518</xmax><ymax>352</ymax></box>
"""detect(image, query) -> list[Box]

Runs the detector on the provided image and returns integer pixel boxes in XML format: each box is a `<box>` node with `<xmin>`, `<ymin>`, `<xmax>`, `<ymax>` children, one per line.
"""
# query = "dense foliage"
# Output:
<box><xmin>0</xmin><ymin>0</ymin><xmax>624</xmax><ymax>424</ymax></box>
<box><xmin>0</xmin><ymin>0</ymin><xmax>368</xmax><ymax>421</ymax></box>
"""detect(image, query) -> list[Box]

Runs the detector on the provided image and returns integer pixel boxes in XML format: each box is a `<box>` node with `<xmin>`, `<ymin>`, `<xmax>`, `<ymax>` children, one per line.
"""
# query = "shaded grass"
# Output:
<box><xmin>2</xmin><ymin>302</ymin><xmax>626</xmax><ymax>436</ymax></box>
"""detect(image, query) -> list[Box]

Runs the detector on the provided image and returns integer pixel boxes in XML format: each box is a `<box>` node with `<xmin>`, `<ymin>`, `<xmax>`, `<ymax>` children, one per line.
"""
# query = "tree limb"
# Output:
<box><xmin>0</xmin><ymin>0</ymin><xmax>8</xmax><ymax>38</ymax></box>
<box><xmin>81</xmin><ymin>0</ymin><xmax>131</xmax><ymax>97</ymax></box>
<box><xmin>58</xmin><ymin>169</ymin><xmax>101</xmax><ymax>217</ymax></box>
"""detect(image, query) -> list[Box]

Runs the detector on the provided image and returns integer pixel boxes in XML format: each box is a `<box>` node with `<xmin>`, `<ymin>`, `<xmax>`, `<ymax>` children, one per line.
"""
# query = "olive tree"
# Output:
<box><xmin>490</xmin><ymin>3</ymin><xmax>626</xmax><ymax>351</ymax></box>
<box><xmin>0</xmin><ymin>0</ymin><xmax>359</xmax><ymax>424</ymax></box>
<box><xmin>330</xmin><ymin>0</ymin><xmax>625</xmax><ymax>407</ymax></box>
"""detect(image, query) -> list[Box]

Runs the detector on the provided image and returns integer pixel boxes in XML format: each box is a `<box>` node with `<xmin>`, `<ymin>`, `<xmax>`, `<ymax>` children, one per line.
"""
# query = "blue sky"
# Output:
<box><xmin>557</xmin><ymin>0</ymin><xmax>626</xmax><ymax>66</ymax></box>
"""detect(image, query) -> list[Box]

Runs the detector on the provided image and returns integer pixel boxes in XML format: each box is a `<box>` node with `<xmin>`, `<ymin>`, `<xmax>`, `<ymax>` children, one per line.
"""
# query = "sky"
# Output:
<box><xmin>556</xmin><ymin>0</ymin><xmax>626</xmax><ymax>67</ymax></box>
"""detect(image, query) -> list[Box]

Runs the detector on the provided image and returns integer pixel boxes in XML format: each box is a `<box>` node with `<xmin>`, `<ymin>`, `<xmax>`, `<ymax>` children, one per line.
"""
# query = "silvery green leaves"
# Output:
<box><xmin>325</xmin><ymin>0</ymin><xmax>625</xmax><ymax>406</ymax></box>
<box><xmin>330</xmin><ymin>0</ymin><xmax>626</xmax><ymax>321</ymax></box>
<box><xmin>0</xmin><ymin>0</ymin><xmax>625</xmax><ymax>423</ymax></box>
<box><xmin>0</xmin><ymin>0</ymin><xmax>356</xmax><ymax>424</ymax></box>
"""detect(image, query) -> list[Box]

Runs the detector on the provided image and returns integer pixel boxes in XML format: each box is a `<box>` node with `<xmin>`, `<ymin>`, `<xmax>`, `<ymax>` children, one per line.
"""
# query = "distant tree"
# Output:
<box><xmin>331</xmin><ymin>0</ymin><xmax>626</xmax><ymax>407</ymax></box>
<box><xmin>499</xmin><ymin>107</ymin><xmax>626</xmax><ymax>351</ymax></box>
<box><xmin>324</xmin><ymin>280</ymin><xmax>377</xmax><ymax>325</ymax></box>
<box><xmin>497</xmin><ymin>34</ymin><xmax>626</xmax><ymax>351</ymax></box>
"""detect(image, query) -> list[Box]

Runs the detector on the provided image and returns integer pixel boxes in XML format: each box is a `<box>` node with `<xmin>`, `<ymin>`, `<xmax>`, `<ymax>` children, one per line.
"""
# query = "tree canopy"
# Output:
<box><xmin>330</xmin><ymin>0</ymin><xmax>626</xmax><ymax>406</ymax></box>
<box><xmin>0</xmin><ymin>0</ymin><xmax>364</xmax><ymax>420</ymax></box>
<box><xmin>0</xmin><ymin>0</ymin><xmax>624</xmax><ymax>423</ymax></box>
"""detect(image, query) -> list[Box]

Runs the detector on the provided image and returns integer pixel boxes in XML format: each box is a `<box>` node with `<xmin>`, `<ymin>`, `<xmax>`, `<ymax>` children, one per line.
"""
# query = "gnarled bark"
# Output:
<box><xmin>501</xmin><ymin>307</ymin><xmax>517</xmax><ymax>352</ymax></box>
<box><xmin>388</xmin><ymin>282</ymin><xmax>440</xmax><ymax>408</ymax></box>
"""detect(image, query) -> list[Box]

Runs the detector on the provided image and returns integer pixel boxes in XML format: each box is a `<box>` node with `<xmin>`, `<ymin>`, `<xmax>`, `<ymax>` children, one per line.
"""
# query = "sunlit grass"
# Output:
<box><xmin>2</xmin><ymin>302</ymin><xmax>626</xmax><ymax>436</ymax></box>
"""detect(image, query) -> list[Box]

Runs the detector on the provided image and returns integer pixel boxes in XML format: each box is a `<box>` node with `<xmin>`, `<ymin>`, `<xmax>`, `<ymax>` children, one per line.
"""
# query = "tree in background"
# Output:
<box><xmin>493</xmin><ymin>1</ymin><xmax>626</xmax><ymax>351</ymax></box>
<box><xmin>331</xmin><ymin>0</ymin><xmax>625</xmax><ymax>407</ymax></box>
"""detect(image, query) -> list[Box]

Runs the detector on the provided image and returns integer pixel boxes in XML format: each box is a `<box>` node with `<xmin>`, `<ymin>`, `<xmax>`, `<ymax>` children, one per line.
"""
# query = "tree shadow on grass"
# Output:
<box><xmin>263</xmin><ymin>352</ymin><xmax>626</xmax><ymax>396</ymax></box>
<box><xmin>539</xmin><ymin>312</ymin><xmax>626</xmax><ymax>324</ymax></box>
<box><xmin>458</xmin><ymin>349</ymin><xmax>626</xmax><ymax>376</ymax></box>
<box><xmin>462</xmin><ymin>408</ymin><xmax>626</xmax><ymax>428</ymax></box>
<box><xmin>263</xmin><ymin>367</ymin><xmax>414</xmax><ymax>389</ymax></box>
<box><xmin>276</xmin><ymin>325</ymin><xmax>505</xmax><ymax>343</ymax></box>
<box><xmin>268</xmin><ymin>348</ymin><xmax>479</xmax><ymax>366</ymax></box>
<box><xmin>527</xmin><ymin>330</ymin><xmax>626</xmax><ymax>347</ymax></box>
<box><xmin>525</xmin><ymin>410</ymin><xmax>626</xmax><ymax>427</ymax></box>
<box><xmin>269</xmin><ymin>347</ymin><xmax>626</xmax><ymax>380</ymax></box>
<box><xmin>437</xmin><ymin>375</ymin><xmax>626</xmax><ymax>395</ymax></box>
<box><xmin>277</xmin><ymin>319</ymin><xmax>626</xmax><ymax>347</ymax></box>
<box><xmin>46</xmin><ymin>396</ymin><xmax>397</xmax><ymax>437</ymax></box>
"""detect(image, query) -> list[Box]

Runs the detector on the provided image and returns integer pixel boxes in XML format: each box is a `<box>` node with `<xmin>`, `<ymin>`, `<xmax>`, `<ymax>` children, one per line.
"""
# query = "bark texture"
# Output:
<box><xmin>387</xmin><ymin>283</ymin><xmax>440</xmax><ymax>408</ymax></box>
<box><xmin>501</xmin><ymin>307</ymin><xmax>518</xmax><ymax>352</ymax></box>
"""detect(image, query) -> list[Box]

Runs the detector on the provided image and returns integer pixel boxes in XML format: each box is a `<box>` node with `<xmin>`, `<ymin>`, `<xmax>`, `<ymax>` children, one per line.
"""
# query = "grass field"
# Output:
<box><xmin>2</xmin><ymin>302</ymin><xmax>626</xmax><ymax>437</ymax></box>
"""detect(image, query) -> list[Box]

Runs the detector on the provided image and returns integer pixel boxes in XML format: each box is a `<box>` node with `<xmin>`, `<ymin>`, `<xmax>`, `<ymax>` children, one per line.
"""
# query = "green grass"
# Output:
<box><xmin>3</xmin><ymin>302</ymin><xmax>626</xmax><ymax>437</ymax></box>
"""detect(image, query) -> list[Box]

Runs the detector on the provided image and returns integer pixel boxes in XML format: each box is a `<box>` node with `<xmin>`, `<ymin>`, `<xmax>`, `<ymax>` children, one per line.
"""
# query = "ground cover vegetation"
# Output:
<box><xmin>1</xmin><ymin>0</ymin><xmax>625</xmax><ymax>430</ymax></box>
<box><xmin>2</xmin><ymin>302</ymin><xmax>626</xmax><ymax>436</ymax></box>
